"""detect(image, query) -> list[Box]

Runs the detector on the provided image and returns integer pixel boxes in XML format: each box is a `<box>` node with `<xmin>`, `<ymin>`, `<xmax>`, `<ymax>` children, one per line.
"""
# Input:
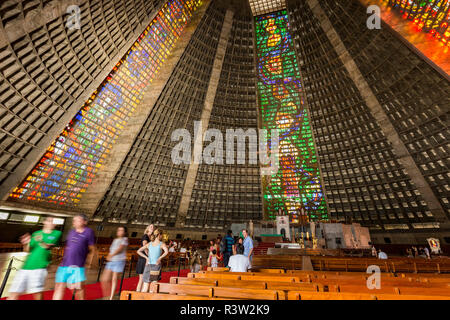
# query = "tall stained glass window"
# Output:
<box><xmin>255</xmin><ymin>10</ymin><xmax>328</xmax><ymax>223</ymax></box>
<box><xmin>9</xmin><ymin>0</ymin><xmax>202</xmax><ymax>206</ymax></box>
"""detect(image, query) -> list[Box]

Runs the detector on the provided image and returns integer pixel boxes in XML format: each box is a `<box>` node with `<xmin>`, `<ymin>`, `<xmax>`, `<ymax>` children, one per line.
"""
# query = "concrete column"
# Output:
<box><xmin>76</xmin><ymin>1</ymin><xmax>212</xmax><ymax>216</ymax></box>
<box><xmin>306</xmin><ymin>0</ymin><xmax>448</xmax><ymax>226</ymax></box>
<box><xmin>175</xmin><ymin>9</ymin><xmax>235</xmax><ymax>228</ymax></box>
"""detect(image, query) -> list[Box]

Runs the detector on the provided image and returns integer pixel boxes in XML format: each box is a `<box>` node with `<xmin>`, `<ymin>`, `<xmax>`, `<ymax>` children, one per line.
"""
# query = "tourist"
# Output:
<box><xmin>424</xmin><ymin>247</ymin><xmax>431</xmax><ymax>259</ymax></box>
<box><xmin>412</xmin><ymin>246</ymin><xmax>418</xmax><ymax>257</ymax></box>
<box><xmin>242</xmin><ymin>229</ymin><xmax>254</xmax><ymax>262</ymax></box>
<box><xmin>371</xmin><ymin>245</ymin><xmax>377</xmax><ymax>257</ymax></box>
<box><xmin>207</xmin><ymin>240</ymin><xmax>215</xmax><ymax>267</ymax></box>
<box><xmin>223</xmin><ymin>230</ymin><xmax>235</xmax><ymax>268</ymax></box>
<box><xmin>228</xmin><ymin>244</ymin><xmax>251</xmax><ymax>272</ymax></box>
<box><xmin>190</xmin><ymin>247</ymin><xmax>203</xmax><ymax>273</ymax></box>
<box><xmin>418</xmin><ymin>247</ymin><xmax>426</xmax><ymax>258</ymax></box>
<box><xmin>8</xmin><ymin>216</ymin><xmax>62</xmax><ymax>300</ymax></box>
<box><xmin>214</xmin><ymin>238</ymin><xmax>223</xmax><ymax>266</ymax></box>
<box><xmin>53</xmin><ymin>214</ymin><xmax>96</xmax><ymax>300</ymax></box>
<box><xmin>406</xmin><ymin>248</ymin><xmax>413</xmax><ymax>257</ymax></box>
<box><xmin>210</xmin><ymin>249</ymin><xmax>219</xmax><ymax>268</ymax></box>
<box><xmin>377</xmin><ymin>249</ymin><xmax>388</xmax><ymax>260</ymax></box>
<box><xmin>100</xmin><ymin>226</ymin><xmax>129</xmax><ymax>300</ymax></box>
<box><xmin>135</xmin><ymin>224</ymin><xmax>154</xmax><ymax>292</ymax></box>
<box><xmin>137</xmin><ymin>229</ymin><xmax>168</xmax><ymax>292</ymax></box>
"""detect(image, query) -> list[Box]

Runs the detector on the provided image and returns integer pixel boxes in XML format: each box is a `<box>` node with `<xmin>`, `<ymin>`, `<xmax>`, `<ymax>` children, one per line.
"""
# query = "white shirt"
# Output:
<box><xmin>378</xmin><ymin>252</ymin><xmax>388</xmax><ymax>259</ymax></box>
<box><xmin>228</xmin><ymin>254</ymin><xmax>251</xmax><ymax>272</ymax></box>
<box><xmin>180</xmin><ymin>247</ymin><xmax>187</xmax><ymax>253</ymax></box>
<box><xmin>109</xmin><ymin>237</ymin><xmax>128</xmax><ymax>261</ymax></box>
<box><xmin>169</xmin><ymin>247</ymin><xmax>175</xmax><ymax>252</ymax></box>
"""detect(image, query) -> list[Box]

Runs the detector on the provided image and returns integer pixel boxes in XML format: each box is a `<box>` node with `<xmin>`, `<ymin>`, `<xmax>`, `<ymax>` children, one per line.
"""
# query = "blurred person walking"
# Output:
<box><xmin>52</xmin><ymin>214</ymin><xmax>96</xmax><ymax>300</ymax></box>
<box><xmin>100</xmin><ymin>226</ymin><xmax>128</xmax><ymax>300</ymax></box>
<box><xmin>8</xmin><ymin>216</ymin><xmax>61</xmax><ymax>300</ymax></box>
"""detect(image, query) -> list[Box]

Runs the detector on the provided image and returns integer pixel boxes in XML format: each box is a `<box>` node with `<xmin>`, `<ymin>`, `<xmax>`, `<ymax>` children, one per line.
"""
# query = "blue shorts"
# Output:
<box><xmin>55</xmin><ymin>266</ymin><xmax>86</xmax><ymax>284</ymax></box>
<box><xmin>105</xmin><ymin>260</ymin><xmax>126</xmax><ymax>273</ymax></box>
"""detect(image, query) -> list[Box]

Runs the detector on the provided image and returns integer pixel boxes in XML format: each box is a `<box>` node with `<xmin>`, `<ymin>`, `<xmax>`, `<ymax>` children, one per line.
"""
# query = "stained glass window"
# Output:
<box><xmin>255</xmin><ymin>10</ymin><xmax>328</xmax><ymax>223</ymax></box>
<box><xmin>9</xmin><ymin>0</ymin><xmax>202</xmax><ymax>206</ymax></box>
<box><xmin>384</xmin><ymin>0</ymin><xmax>450</xmax><ymax>46</ymax></box>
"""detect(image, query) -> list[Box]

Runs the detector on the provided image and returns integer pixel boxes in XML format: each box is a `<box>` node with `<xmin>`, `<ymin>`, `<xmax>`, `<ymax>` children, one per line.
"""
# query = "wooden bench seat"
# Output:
<box><xmin>249</xmin><ymin>268</ymin><xmax>285</xmax><ymax>273</ymax></box>
<box><xmin>171</xmin><ymin>277</ymin><xmax>323</xmax><ymax>292</ymax></box>
<box><xmin>286</xmin><ymin>270</ymin><xmax>450</xmax><ymax>284</ymax></box>
<box><xmin>150</xmin><ymin>282</ymin><xmax>285</xmax><ymax>300</ymax></box>
<box><xmin>207</xmin><ymin>267</ymin><xmax>285</xmax><ymax>273</ymax></box>
<box><xmin>120</xmin><ymin>291</ymin><xmax>230</xmax><ymax>300</ymax></box>
<box><xmin>189</xmin><ymin>272</ymin><xmax>301</xmax><ymax>283</ymax></box>
<box><xmin>334</xmin><ymin>284</ymin><xmax>450</xmax><ymax>296</ymax></box>
<box><xmin>286</xmin><ymin>291</ymin><xmax>450</xmax><ymax>300</ymax></box>
<box><xmin>252</xmin><ymin>255</ymin><xmax>450</xmax><ymax>274</ymax></box>
<box><xmin>200</xmin><ymin>270</ymin><xmax>298</xmax><ymax>278</ymax></box>
<box><xmin>311</xmin><ymin>257</ymin><xmax>450</xmax><ymax>274</ymax></box>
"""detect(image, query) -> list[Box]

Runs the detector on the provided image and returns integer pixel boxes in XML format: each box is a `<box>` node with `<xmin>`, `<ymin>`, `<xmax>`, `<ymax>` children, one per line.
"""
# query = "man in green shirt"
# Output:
<box><xmin>8</xmin><ymin>216</ymin><xmax>61</xmax><ymax>300</ymax></box>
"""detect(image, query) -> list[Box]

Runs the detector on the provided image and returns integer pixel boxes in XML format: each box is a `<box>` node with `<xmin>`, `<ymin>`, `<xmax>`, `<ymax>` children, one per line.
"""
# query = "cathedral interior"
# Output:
<box><xmin>0</xmin><ymin>0</ymin><xmax>449</xmax><ymax>246</ymax></box>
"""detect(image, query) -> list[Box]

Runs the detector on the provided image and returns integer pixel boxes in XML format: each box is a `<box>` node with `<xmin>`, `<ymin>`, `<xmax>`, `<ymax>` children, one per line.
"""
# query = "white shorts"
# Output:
<box><xmin>9</xmin><ymin>269</ymin><xmax>48</xmax><ymax>294</ymax></box>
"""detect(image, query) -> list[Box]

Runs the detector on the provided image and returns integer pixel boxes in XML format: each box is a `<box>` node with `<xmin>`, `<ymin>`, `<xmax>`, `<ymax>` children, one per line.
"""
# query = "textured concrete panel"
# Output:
<box><xmin>176</xmin><ymin>9</ymin><xmax>235</xmax><ymax>228</ymax></box>
<box><xmin>306</xmin><ymin>0</ymin><xmax>448</xmax><ymax>226</ymax></box>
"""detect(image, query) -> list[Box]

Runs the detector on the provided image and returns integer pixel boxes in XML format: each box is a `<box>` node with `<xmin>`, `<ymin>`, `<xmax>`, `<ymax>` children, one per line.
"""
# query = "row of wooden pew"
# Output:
<box><xmin>251</xmin><ymin>255</ymin><xmax>450</xmax><ymax>273</ymax></box>
<box><xmin>120</xmin><ymin>267</ymin><xmax>450</xmax><ymax>300</ymax></box>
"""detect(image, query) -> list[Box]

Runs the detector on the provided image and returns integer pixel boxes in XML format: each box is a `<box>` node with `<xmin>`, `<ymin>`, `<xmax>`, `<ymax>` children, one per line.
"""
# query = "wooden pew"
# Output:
<box><xmin>150</xmin><ymin>282</ymin><xmax>285</xmax><ymax>300</ymax></box>
<box><xmin>310</xmin><ymin>256</ymin><xmax>450</xmax><ymax>274</ymax></box>
<box><xmin>171</xmin><ymin>277</ymin><xmax>323</xmax><ymax>292</ymax></box>
<box><xmin>120</xmin><ymin>291</ymin><xmax>229</xmax><ymax>300</ymax></box>
<box><xmin>195</xmin><ymin>269</ymin><xmax>449</xmax><ymax>296</ymax></box>
<box><xmin>281</xmin><ymin>270</ymin><xmax>450</xmax><ymax>296</ymax></box>
<box><xmin>179</xmin><ymin>272</ymin><xmax>449</xmax><ymax>296</ymax></box>
<box><xmin>251</xmin><ymin>255</ymin><xmax>303</xmax><ymax>269</ymax></box>
<box><xmin>190</xmin><ymin>272</ymin><xmax>301</xmax><ymax>283</ymax></box>
<box><xmin>334</xmin><ymin>284</ymin><xmax>450</xmax><ymax>296</ymax></box>
<box><xmin>252</xmin><ymin>254</ymin><xmax>450</xmax><ymax>274</ymax></box>
<box><xmin>286</xmin><ymin>270</ymin><xmax>450</xmax><ymax>284</ymax></box>
<box><xmin>287</xmin><ymin>291</ymin><xmax>450</xmax><ymax>300</ymax></box>
<box><xmin>249</xmin><ymin>268</ymin><xmax>285</xmax><ymax>273</ymax></box>
<box><xmin>200</xmin><ymin>270</ymin><xmax>296</xmax><ymax>278</ymax></box>
<box><xmin>172</xmin><ymin>277</ymin><xmax>267</xmax><ymax>289</ymax></box>
<box><xmin>207</xmin><ymin>267</ymin><xmax>229</xmax><ymax>272</ymax></box>
<box><xmin>206</xmin><ymin>267</ymin><xmax>285</xmax><ymax>273</ymax></box>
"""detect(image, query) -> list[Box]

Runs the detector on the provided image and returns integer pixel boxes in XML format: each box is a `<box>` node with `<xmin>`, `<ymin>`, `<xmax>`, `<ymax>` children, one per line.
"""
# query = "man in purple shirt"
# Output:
<box><xmin>53</xmin><ymin>213</ymin><xmax>96</xmax><ymax>300</ymax></box>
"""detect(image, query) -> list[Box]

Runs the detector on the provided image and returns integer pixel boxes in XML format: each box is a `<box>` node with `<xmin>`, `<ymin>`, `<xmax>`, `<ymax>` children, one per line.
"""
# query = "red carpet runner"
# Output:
<box><xmin>2</xmin><ymin>269</ymin><xmax>190</xmax><ymax>300</ymax></box>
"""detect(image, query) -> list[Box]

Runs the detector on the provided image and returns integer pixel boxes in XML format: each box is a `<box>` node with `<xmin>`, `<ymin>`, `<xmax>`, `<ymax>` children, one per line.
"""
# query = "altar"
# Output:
<box><xmin>274</xmin><ymin>243</ymin><xmax>301</xmax><ymax>249</ymax></box>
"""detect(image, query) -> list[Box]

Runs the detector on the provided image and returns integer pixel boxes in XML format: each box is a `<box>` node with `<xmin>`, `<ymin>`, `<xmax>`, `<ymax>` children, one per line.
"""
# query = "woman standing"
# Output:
<box><xmin>137</xmin><ymin>229</ymin><xmax>168</xmax><ymax>292</ymax></box>
<box><xmin>207</xmin><ymin>240</ymin><xmax>215</xmax><ymax>267</ymax></box>
<box><xmin>135</xmin><ymin>224</ymin><xmax>154</xmax><ymax>292</ymax></box>
<box><xmin>101</xmin><ymin>226</ymin><xmax>128</xmax><ymax>300</ymax></box>
<box><xmin>215</xmin><ymin>238</ymin><xmax>223</xmax><ymax>266</ymax></box>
